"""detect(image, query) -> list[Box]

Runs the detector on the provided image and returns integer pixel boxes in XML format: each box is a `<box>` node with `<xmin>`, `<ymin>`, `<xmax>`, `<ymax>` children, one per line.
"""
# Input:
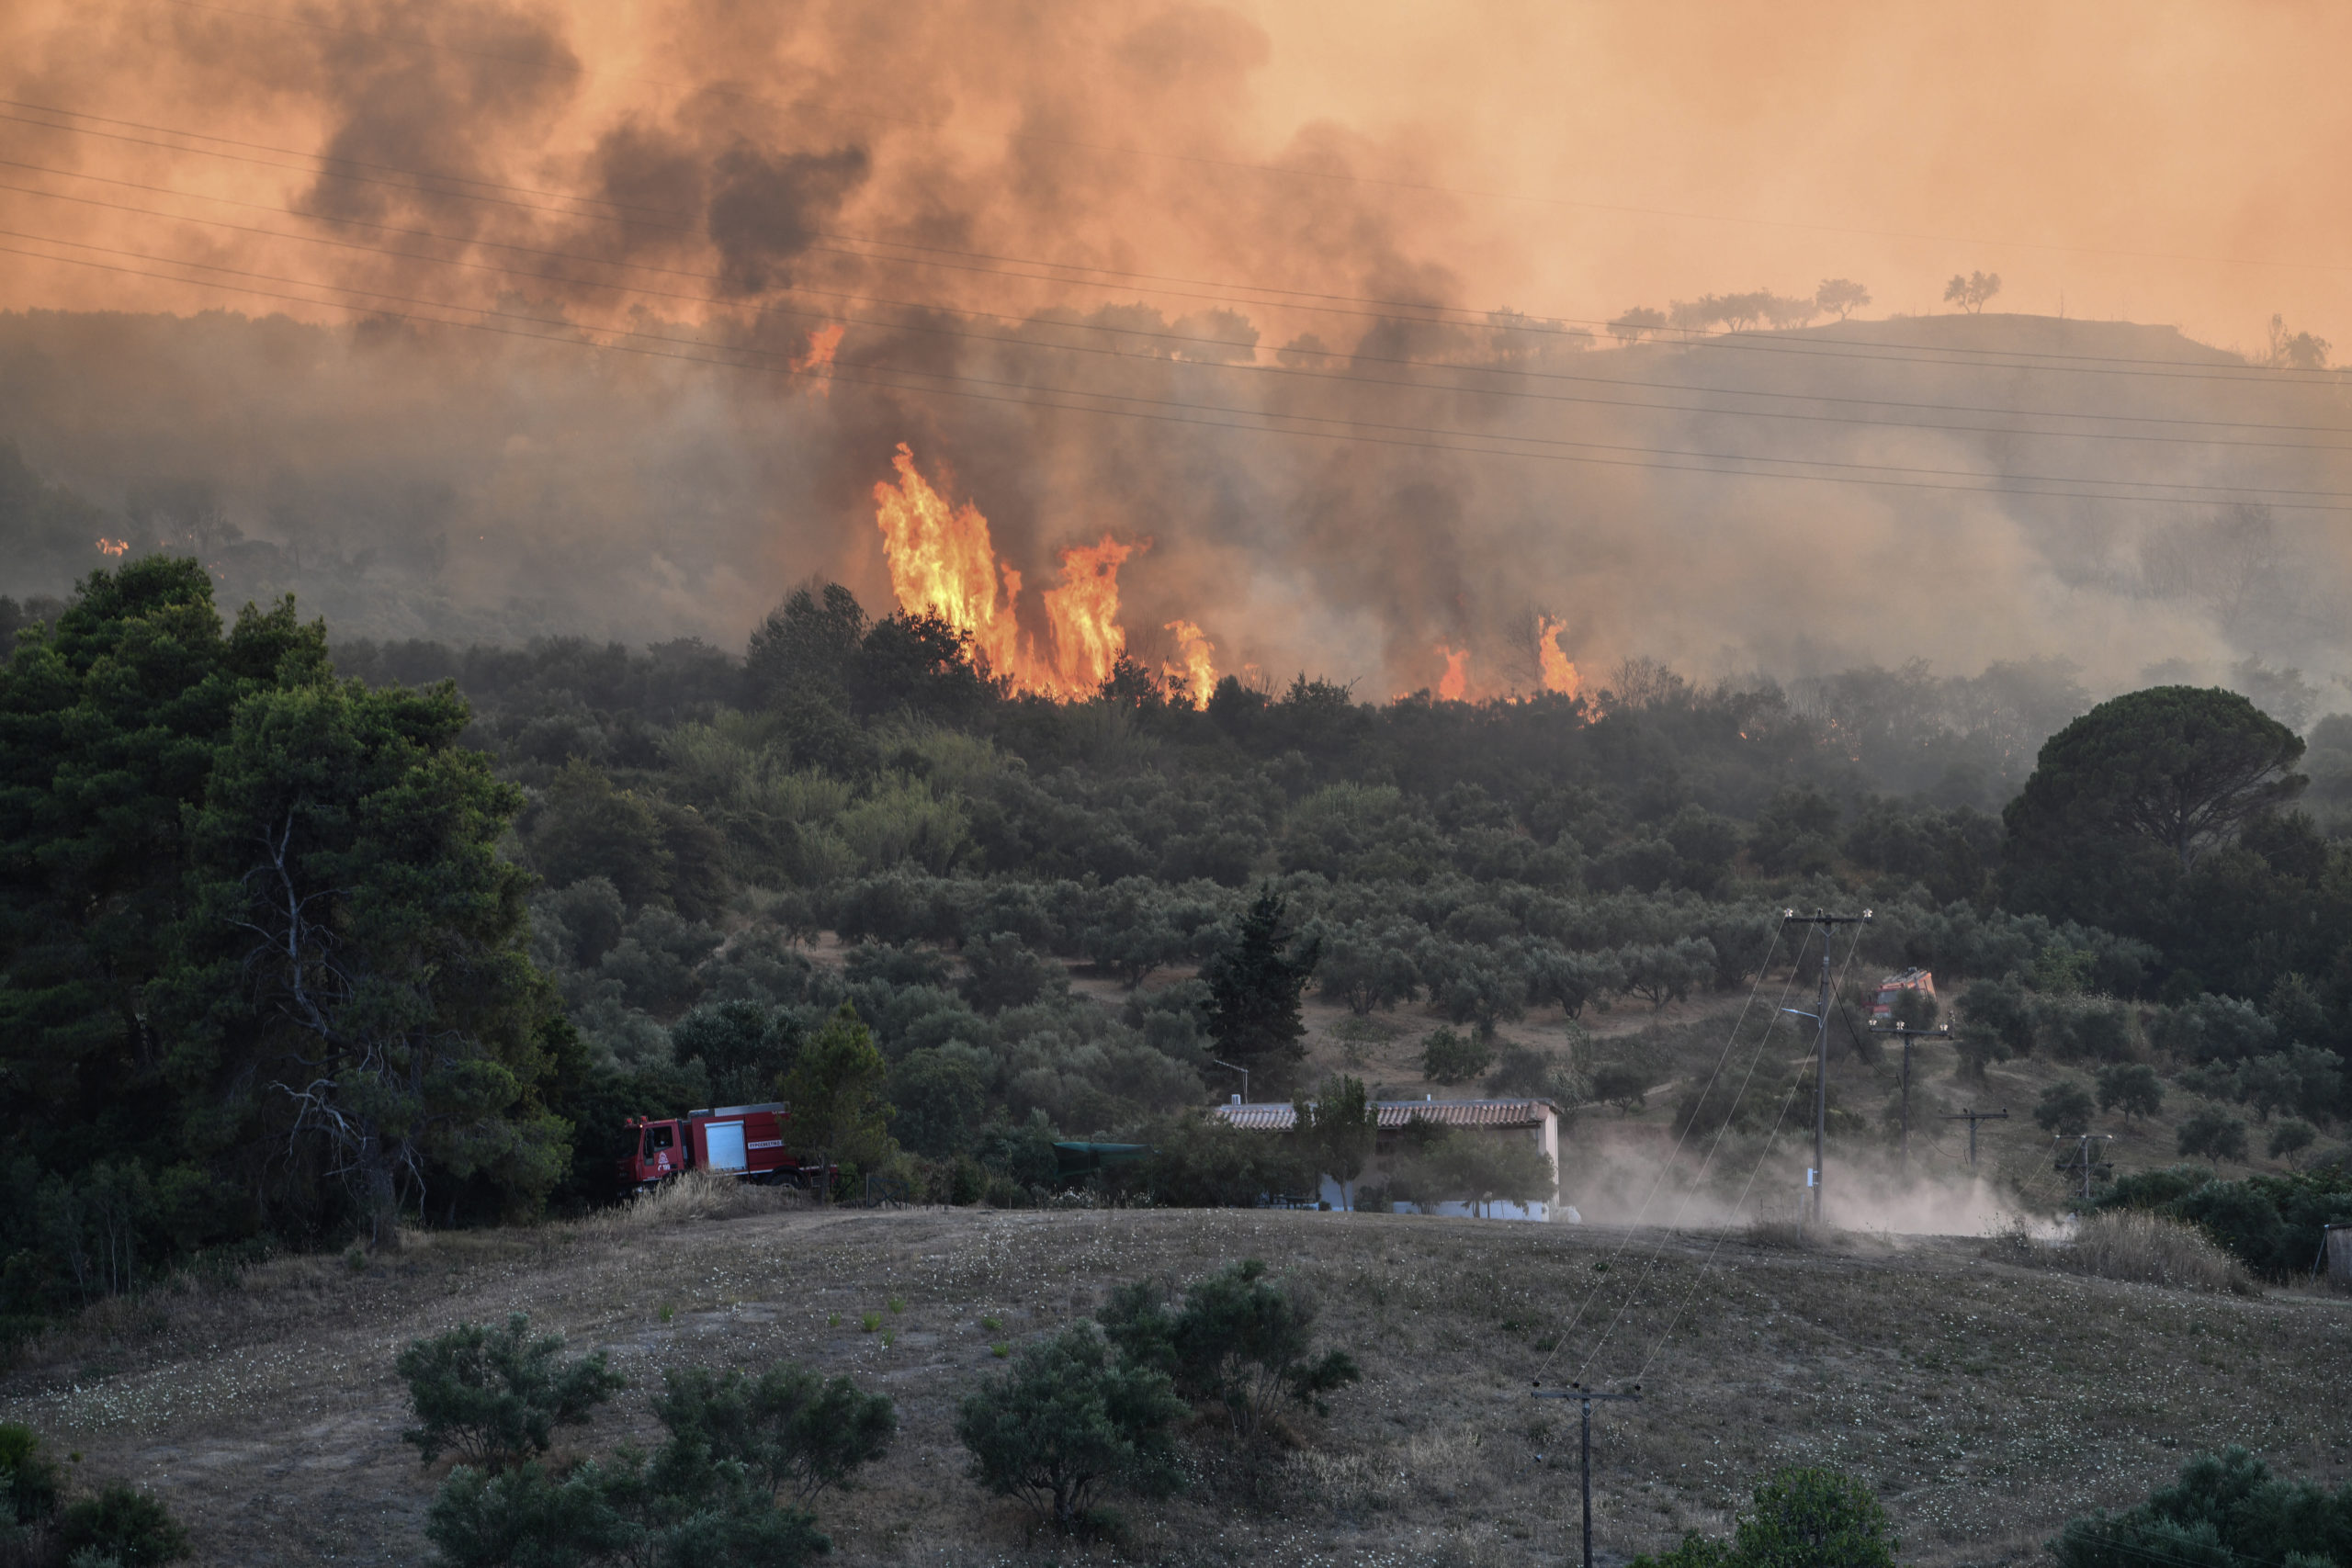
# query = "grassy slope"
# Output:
<box><xmin>3</xmin><ymin>1202</ymin><xmax>2343</xmax><ymax>1567</ymax></box>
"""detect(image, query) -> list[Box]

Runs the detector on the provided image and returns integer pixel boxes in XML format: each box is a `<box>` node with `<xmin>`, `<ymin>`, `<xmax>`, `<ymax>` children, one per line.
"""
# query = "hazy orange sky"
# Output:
<box><xmin>1</xmin><ymin>0</ymin><xmax>2345</xmax><ymax>352</ymax></box>
<box><xmin>3</xmin><ymin>1</ymin><xmax>2346</xmax><ymax>695</ymax></box>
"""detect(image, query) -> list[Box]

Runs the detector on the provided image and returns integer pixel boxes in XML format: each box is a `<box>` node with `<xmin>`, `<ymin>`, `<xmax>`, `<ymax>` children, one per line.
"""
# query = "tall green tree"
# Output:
<box><xmin>159</xmin><ymin>674</ymin><xmax>565</xmax><ymax>1247</ymax></box>
<box><xmin>1203</xmin><ymin>886</ymin><xmax>1319</xmax><ymax>1091</ymax></box>
<box><xmin>0</xmin><ymin>559</ymin><xmax>329</xmax><ymax>1245</ymax></box>
<box><xmin>2002</xmin><ymin>686</ymin><xmax>2306</xmax><ymax>937</ymax></box>
<box><xmin>1292</xmin><ymin>1075</ymin><xmax>1378</xmax><ymax>1211</ymax></box>
<box><xmin>778</xmin><ymin>1004</ymin><xmax>894</xmax><ymax>1199</ymax></box>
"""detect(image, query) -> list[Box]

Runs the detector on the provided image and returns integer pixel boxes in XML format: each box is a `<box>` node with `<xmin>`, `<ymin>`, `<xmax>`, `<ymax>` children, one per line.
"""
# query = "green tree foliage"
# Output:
<box><xmin>2003</xmin><ymin>688</ymin><xmax>2305</xmax><ymax>936</ymax></box>
<box><xmin>54</xmin><ymin>1482</ymin><xmax>193</xmax><ymax>1567</ymax></box>
<box><xmin>778</xmin><ymin>1004</ymin><xmax>895</xmax><ymax>1196</ymax></box>
<box><xmin>2096</xmin><ymin>1063</ymin><xmax>2165</xmax><ymax>1123</ymax></box>
<box><xmin>2035</xmin><ymin>1079</ymin><xmax>2097</xmax><ymax>1137</ymax></box>
<box><xmin>2050</xmin><ymin>1448</ymin><xmax>2352</xmax><ymax>1568</ymax></box>
<box><xmin>2267</xmin><ymin>1119</ymin><xmax>2316</xmax><ymax>1161</ymax></box>
<box><xmin>2177</xmin><ymin>1109</ymin><xmax>2250</xmax><ymax>1163</ymax></box>
<box><xmin>162</xmin><ymin>673</ymin><xmax>565</xmax><ymax>1247</ymax></box>
<box><xmin>398</xmin><ymin>1313</ymin><xmax>626</xmax><ymax>1470</ymax></box>
<box><xmin>1202</xmin><ymin>887</ymin><xmax>1318</xmax><ymax>1089</ymax></box>
<box><xmin>426</xmin><ymin>1448</ymin><xmax>830</xmax><ymax>1568</ymax></box>
<box><xmin>0</xmin><ymin>561</ymin><xmax>574</xmax><ymax>1307</ymax></box>
<box><xmin>1419</xmin><ymin>1027</ymin><xmax>1493</xmax><ymax>1085</ymax></box>
<box><xmin>1292</xmin><ymin>1076</ymin><xmax>1378</xmax><ymax>1209</ymax></box>
<box><xmin>1128</xmin><ymin>1114</ymin><xmax>1314</xmax><ymax>1208</ymax></box>
<box><xmin>1634</xmin><ymin>1466</ymin><xmax>1895</xmax><ymax>1568</ymax></box>
<box><xmin>1387</xmin><ymin>1122</ymin><xmax>1556</xmax><ymax>1214</ymax></box>
<box><xmin>650</xmin><ymin>1363</ymin><xmax>896</xmax><ymax>1503</ymax></box>
<box><xmin>2099</xmin><ymin>1164</ymin><xmax>2352</xmax><ymax>1274</ymax></box>
<box><xmin>1095</xmin><ymin>1259</ymin><xmax>1360</xmax><ymax>1444</ymax></box>
<box><xmin>1</xmin><ymin>1421</ymin><xmax>62</xmax><ymax>1528</ymax></box>
<box><xmin>955</xmin><ymin>1324</ymin><xmax>1185</xmax><ymax>1533</ymax></box>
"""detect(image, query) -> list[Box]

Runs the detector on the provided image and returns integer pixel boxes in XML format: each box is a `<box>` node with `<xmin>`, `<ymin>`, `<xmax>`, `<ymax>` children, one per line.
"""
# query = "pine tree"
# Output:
<box><xmin>1204</xmin><ymin>886</ymin><xmax>1319</xmax><ymax>1091</ymax></box>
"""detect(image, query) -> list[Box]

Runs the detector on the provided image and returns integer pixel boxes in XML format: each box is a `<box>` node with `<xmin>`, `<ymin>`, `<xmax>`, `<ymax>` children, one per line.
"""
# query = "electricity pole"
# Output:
<box><xmin>1532</xmin><ymin>1384</ymin><xmax>1641</xmax><ymax>1568</ymax></box>
<box><xmin>1784</xmin><ymin>909</ymin><xmax>1871</xmax><ymax>1228</ymax></box>
<box><xmin>2057</xmin><ymin>1133</ymin><xmax>2115</xmax><ymax>1201</ymax></box>
<box><xmin>1942</xmin><ymin>1107</ymin><xmax>2009</xmax><ymax>1167</ymax></box>
<box><xmin>1871</xmin><ymin>1022</ymin><xmax>1951</xmax><ymax>1170</ymax></box>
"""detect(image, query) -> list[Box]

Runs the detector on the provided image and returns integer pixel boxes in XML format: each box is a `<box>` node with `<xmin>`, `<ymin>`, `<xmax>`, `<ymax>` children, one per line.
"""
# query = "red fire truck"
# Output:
<box><xmin>619</xmin><ymin>1102</ymin><xmax>827</xmax><ymax>1193</ymax></box>
<box><xmin>1870</xmin><ymin>967</ymin><xmax>1937</xmax><ymax>1021</ymax></box>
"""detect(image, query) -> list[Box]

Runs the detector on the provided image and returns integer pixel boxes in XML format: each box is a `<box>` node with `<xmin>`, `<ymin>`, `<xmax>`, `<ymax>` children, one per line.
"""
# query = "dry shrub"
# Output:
<box><xmin>582</xmin><ymin>1170</ymin><xmax>800</xmax><ymax>1235</ymax></box>
<box><xmin>1994</xmin><ymin>1212</ymin><xmax>2256</xmax><ymax>1295</ymax></box>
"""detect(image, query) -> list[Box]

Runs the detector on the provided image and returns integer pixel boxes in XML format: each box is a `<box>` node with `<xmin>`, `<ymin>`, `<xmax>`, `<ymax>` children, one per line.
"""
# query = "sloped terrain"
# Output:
<box><xmin>3</xmin><ymin>1201</ymin><xmax>2343</xmax><ymax>1567</ymax></box>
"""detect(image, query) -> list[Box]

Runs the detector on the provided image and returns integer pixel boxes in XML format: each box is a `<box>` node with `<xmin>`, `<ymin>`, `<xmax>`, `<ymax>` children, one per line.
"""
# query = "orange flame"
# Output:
<box><xmin>1536</xmin><ymin>615</ymin><xmax>1581</xmax><ymax>698</ymax></box>
<box><xmin>792</xmin><ymin>323</ymin><xmax>843</xmax><ymax>393</ymax></box>
<box><xmin>1436</xmin><ymin>644</ymin><xmax>1471</xmax><ymax>701</ymax></box>
<box><xmin>96</xmin><ymin>536</ymin><xmax>130</xmax><ymax>557</ymax></box>
<box><xmin>871</xmin><ymin>444</ymin><xmax>1159</xmax><ymax>700</ymax></box>
<box><xmin>1162</xmin><ymin>619</ymin><xmax>1216</xmax><ymax>707</ymax></box>
<box><xmin>1042</xmin><ymin>536</ymin><xmax>1140</xmax><ymax>694</ymax></box>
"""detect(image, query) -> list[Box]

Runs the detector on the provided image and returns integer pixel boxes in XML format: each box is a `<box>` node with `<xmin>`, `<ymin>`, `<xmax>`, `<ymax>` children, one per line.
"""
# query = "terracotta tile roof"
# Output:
<box><xmin>1213</xmin><ymin>1099</ymin><xmax>1556</xmax><ymax>1132</ymax></box>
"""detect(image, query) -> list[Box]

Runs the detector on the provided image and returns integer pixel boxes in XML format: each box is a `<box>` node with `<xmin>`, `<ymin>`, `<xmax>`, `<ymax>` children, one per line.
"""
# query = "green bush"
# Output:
<box><xmin>1127</xmin><ymin>1114</ymin><xmax>1314</xmax><ymax>1208</ymax></box>
<box><xmin>426</xmin><ymin>1452</ymin><xmax>829</xmax><ymax>1568</ymax></box>
<box><xmin>1097</xmin><ymin>1258</ymin><xmax>1360</xmax><ymax>1443</ymax></box>
<box><xmin>2097</xmin><ymin>1163</ymin><xmax>2352</xmax><ymax>1274</ymax></box>
<box><xmin>652</xmin><ymin>1363</ymin><xmax>895</xmax><ymax>1502</ymax></box>
<box><xmin>2050</xmin><ymin>1448</ymin><xmax>2352</xmax><ymax>1568</ymax></box>
<box><xmin>55</xmin><ymin>1483</ymin><xmax>191</xmax><ymax>1566</ymax></box>
<box><xmin>1633</xmin><ymin>1465</ymin><xmax>1894</xmax><ymax>1568</ymax></box>
<box><xmin>397</xmin><ymin>1313</ymin><xmax>627</xmax><ymax>1470</ymax></box>
<box><xmin>1</xmin><ymin>1421</ymin><xmax>62</xmax><ymax>1528</ymax></box>
<box><xmin>956</xmin><ymin>1324</ymin><xmax>1184</xmax><ymax>1533</ymax></box>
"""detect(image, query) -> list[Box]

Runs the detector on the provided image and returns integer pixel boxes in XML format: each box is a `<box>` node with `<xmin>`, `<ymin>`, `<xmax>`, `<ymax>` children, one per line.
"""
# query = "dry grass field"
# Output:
<box><xmin>4</xmin><ymin>1193</ymin><xmax>2345</xmax><ymax>1568</ymax></box>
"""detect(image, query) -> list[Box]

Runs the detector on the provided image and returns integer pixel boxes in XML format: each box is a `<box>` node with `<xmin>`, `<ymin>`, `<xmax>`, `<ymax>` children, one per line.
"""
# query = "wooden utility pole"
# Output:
<box><xmin>1532</xmin><ymin>1385</ymin><xmax>1641</xmax><ymax>1568</ymax></box>
<box><xmin>1942</xmin><ymin>1106</ymin><xmax>2009</xmax><ymax>1167</ymax></box>
<box><xmin>1783</xmin><ymin>909</ymin><xmax>1871</xmax><ymax>1227</ymax></box>
<box><xmin>1871</xmin><ymin>1022</ymin><xmax>1951</xmax><ymax>1169</ymax></box>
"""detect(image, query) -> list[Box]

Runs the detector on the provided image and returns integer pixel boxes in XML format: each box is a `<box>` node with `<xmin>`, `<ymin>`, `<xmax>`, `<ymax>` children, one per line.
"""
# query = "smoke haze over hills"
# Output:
<box><xmin>1</xmin><ymin>0</ymin><xmax>2347</xmax><ymax>701</ymax></box>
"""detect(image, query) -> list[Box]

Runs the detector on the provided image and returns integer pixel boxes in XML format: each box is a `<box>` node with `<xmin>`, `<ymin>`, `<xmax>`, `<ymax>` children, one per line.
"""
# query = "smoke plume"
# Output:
<box><xmin>2</xmin><ymin>0</ymin><xmax>2348</xmax><ymax>701</ymax></box>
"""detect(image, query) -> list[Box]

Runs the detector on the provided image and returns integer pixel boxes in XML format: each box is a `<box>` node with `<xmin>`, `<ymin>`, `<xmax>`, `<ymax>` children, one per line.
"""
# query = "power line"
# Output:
<box><xmin>5</xmin><ymin>102</ymin><xmax>2348</xmax><ymax>387</ymax></box>
<box><xmin>12</xmin><ymin>233</ymin><xmax>2350</xmax><ymax>514</ymax></box>
<box><xmin>1527</xmin><ymin>917</ymin><xmax>1793</xmax><ymax>1387</ymax></box>
<box><xmin>1574</xmin><ymin>931</ymin><xmax>1848</xmax><ymax>1388</ymax></box>
<box><xmin>11</xmin><ymin>175</ymin><xmax>2347</xmax><ymax>457</ymax></box>
<box><xmin>96</xmin><ymin>5</ymin><xmax>2352</xmax><ymax>276</ymax></box>
<box><xmin>1626</xmin><ymin>924</ymin><xmax>1874</xmax><ymax>1383</ymax></box>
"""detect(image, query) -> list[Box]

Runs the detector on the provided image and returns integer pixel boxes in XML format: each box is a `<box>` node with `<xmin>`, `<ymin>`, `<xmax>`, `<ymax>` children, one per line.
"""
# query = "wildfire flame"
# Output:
<box><xmin>792</xmin><ymin>323</ymin><xmax>844</xmax><ymax>392</ymax></box>
<box><xmin>1436</xmin><ymin>644</ymin><xmax>1471</xmax><ymax>701</ymax></box>
<box><xmin>1536</xmin><ymin>615</ymin><xmax>1581</xmax><ymax>698</ymax></box>
<box><xmin>871</xmin><ymin>444</ymin><xmax>1201</xmax><ymax>701</ymax></box>
<box><xmin>1041</xmin><ymin>536</ymin><xmax>1138</xmax><ymax>694</ymax></box>
<box><xmin>96</xmin><ymin>536</ymin><xmax>130</xmax><ymax>557</ymax></box>
<box><xmin>1163</xmin><ymin>619</ymin><xmax>1216</xmax><ymax>707</ymax></box>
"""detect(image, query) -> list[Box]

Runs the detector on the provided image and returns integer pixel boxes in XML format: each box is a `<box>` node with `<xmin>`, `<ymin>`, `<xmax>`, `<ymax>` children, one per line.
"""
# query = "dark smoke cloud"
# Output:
<box><xmin>0</xmin><ymin>1</ymin><xmax>2348</xmax><ymax>706</ymax></box>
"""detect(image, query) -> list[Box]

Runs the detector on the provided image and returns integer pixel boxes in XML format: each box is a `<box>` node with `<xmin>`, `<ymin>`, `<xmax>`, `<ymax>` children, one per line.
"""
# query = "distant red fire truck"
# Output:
<box><xmin>619</xmin><ymin>1102</ymin><xmax>828</xmax><ymax>1193</ymax></box>
<box><xmin>1870</xmin><ymin>967</ymin><xmax>1937</xmax><ymax>1021</ymax></box>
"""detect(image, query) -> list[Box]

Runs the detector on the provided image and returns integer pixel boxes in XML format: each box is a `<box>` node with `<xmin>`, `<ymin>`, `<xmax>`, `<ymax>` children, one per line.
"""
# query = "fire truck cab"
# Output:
<box><xmin>620</xmin><ymin>1102</ymin><xmax>817</xmax><ymax>1193</ymax></box>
